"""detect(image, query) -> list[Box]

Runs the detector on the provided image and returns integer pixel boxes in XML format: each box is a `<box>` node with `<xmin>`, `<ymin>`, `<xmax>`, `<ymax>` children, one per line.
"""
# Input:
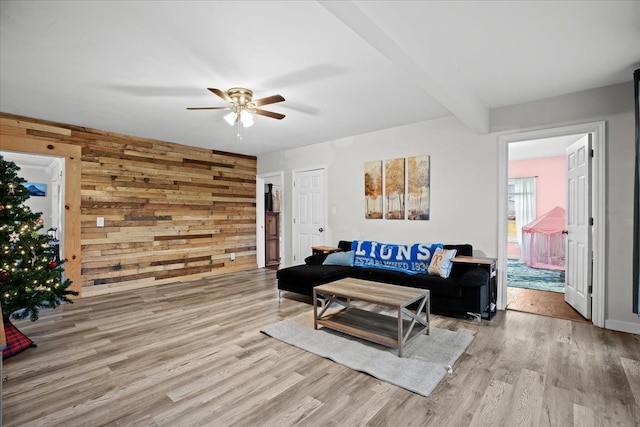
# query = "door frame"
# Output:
<box><xmin>0</xmin><ymin>135</ymin><xmax>82</xmax><ymax>296</ymax></box>
<box><xmin>255</xmin><ymin>177</ymin><xmax>265</xmax><ymax>268</ymax></box>
<box><xmin>257</xmin><ymin>171</ymin><xmax>285</xmax><ymax>267</ymax></box>
<box><xmin>497</xmin><ymin>121</ymin><xmax>606</xmax><ymax>328</ymax></box>
<box><xmin>292</xmin><ymin>166</ymin><xmax>327</xmax><ymax>266</ymax></box>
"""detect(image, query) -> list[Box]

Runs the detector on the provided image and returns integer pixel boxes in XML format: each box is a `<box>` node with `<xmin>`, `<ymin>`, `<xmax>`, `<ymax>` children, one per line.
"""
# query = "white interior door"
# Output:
<box><xmin>565</xmin><ymin>135</ymin><xmax>592</xmax><ymax>319</ymax></box>
<box><xmin>293</xmin><ymin>169</ymin><xmax>325</xmax><ymax>265</ymax></box>
<box><xmin>256</xmin><ymin>177</ymin><xmax>265</xmax><ymax>268</ymax></box>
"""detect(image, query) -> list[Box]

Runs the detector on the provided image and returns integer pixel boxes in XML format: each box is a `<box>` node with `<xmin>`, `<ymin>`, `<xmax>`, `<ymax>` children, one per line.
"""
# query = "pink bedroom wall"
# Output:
<box><xmin>508</xmin><ymin>156</ymin><xmax>566</xmax><ymax>258</ymax></box>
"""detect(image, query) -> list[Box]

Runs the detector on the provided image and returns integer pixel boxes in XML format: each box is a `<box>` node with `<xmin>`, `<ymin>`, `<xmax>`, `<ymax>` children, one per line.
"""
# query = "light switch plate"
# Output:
<box><xmin>97</xmin><ymin>217</ymin><xmax>104</xmax><ymax>227</ymax></box>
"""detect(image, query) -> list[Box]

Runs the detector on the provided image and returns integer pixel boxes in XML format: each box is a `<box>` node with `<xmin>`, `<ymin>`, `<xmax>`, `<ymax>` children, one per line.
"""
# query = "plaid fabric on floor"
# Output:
<box><xmin>2</xmin><ymin>320</ymin><xmax>35</xmax><ymax>359</ymax></box>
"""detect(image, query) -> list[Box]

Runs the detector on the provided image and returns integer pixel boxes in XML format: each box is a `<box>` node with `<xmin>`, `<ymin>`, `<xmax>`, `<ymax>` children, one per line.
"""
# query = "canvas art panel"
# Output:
<box><xmin>407</xmin><ymin>155</ymin><xmax>430</xmax><ymax>220</ymax></box>
<box><xmin>364</xmin><ymin>161</ymin><xmax>383</xmax><ymax>219</ymax></box>
<box><xmin>385</xmin><ymin>158</ymin><xmax>405</xmax><ymax>219</ymax></box>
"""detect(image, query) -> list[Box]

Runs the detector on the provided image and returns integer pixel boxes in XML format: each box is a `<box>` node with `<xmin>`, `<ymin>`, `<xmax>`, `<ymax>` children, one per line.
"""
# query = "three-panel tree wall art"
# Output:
<box><xmin>364</xmin><ymin>155</ymin><xmax>430</xmax><ymax>221</ymax></box>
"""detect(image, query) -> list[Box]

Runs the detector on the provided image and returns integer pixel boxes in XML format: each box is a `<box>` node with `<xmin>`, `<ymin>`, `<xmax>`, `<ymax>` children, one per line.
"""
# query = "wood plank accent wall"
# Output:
<box><xmin>0</xmin><ymin>113</ymin><xmax>257</xmax><ymax>297</ymax></box>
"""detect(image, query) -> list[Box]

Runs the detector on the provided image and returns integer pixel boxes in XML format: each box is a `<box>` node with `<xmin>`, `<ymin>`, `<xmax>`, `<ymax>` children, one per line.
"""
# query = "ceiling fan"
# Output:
<box><xmin>187</xmin><ymin>88</ymin><xmax>285</xmax><ymax>129</ymax></box>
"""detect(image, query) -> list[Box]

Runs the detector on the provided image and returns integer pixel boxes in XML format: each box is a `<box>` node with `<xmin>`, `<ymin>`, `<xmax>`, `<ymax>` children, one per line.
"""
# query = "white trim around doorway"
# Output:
<box><xmin>497</xmin><ymin>121</ymin><xmax>606</xmax><ymax>328</ymax></box>
<box><xmin>258</xmin><ymin>171</ymin><xmax>285</xmax><ymax>268</ymax></box>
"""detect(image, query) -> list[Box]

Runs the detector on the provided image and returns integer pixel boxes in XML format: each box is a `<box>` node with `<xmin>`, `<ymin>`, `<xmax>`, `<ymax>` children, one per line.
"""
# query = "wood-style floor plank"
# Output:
<box><xmin>2</xmin><ymin>269</ymin><xmax>639</xmax><ymax>426</ymax></box>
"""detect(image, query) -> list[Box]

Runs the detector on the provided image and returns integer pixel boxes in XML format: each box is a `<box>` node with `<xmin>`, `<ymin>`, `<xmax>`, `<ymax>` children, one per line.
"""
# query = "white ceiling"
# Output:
<box><xmin>1</xmin><ymin>1</ymin><xmax>638</xmax><ymax>156</ymax></box>
<box><xmin>508</xmin><ymin>134</ymin><xmax>585</xmax><ymax>161</ymax></box>
<box><xmin>1</xmin><ymin>151</ymin><xmax>59</xmax><ymax>168</ymax></box>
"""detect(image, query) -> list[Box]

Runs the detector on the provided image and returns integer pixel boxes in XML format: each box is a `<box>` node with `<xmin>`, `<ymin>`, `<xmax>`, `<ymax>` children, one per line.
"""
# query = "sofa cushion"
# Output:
<box><xmin>276</xmin><ymin>264</ymin><xmax>352</xmax><ymax>286</ymax></box>
<box><xmin>349</xmin><ymin>267</ymin><xmax>463</xmax><ymax>298</ymax></box>
<box><xmin>444</xmin><ymin>244</ymin><xmax>472</xmax><ymax>257</ymax></box>
<box><xmin>337</xmin><ymin>240</ymin><xmax>353</xmax><ymax>251</ymax></box>
<box><xmin>304</xmin><ymin>253</ymin><xmax>329</xmax><ymax>265</ymax></box>
<box><xmin>458</xmin><ymin>267</ymin><xmax>490</xmax><ymax>287</ymax></box>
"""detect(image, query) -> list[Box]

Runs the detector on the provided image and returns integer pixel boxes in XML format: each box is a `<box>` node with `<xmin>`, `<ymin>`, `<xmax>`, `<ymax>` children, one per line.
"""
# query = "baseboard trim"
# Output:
<box><xmin>604</xmin><ymin>319</ymin><xmax>640</xmax><ymax>335</ymax></box>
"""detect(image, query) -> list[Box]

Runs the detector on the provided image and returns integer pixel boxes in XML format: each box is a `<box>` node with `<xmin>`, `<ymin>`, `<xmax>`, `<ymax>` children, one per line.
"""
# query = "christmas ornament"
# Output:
<box><xmin>9</xmin><ymin>231</ymin><xmax>19</xmax><ymax>243</ymax></box>
<box><xmin>48</xmin><ymin>261</ymin><xmax>58</xmax><ymax>269</ymax></box>
<box><xmin>0</xmin><ymin>271</ymin><xmax>8</xmax><ymax>281</ymax></box>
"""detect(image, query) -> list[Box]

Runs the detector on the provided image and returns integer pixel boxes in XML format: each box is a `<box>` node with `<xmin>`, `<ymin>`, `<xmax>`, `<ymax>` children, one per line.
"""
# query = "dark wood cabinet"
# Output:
<box><xmin>265</xmin><ymin>212</ymin><xmax>280</xmax><ymax>267</ymax></box>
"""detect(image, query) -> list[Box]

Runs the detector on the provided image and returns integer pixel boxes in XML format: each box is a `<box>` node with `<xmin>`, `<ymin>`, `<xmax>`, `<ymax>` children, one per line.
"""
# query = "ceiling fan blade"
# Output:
<box><xmin>253</xmin><ymin>94</ymin><xmax>285</xmax><ymax>107</ymax></box>
<box><xmin>186</xmin><ymin>107</ymin><xmax>229</xmax><ymax>110</ymax></box>
<box><xmin>254</xmin><ymin>109</ymin><xmax>286</xmax><ymax>120</ymax></box>
<box><xmin>208</xmin><ymin>88</ymin><xmax>232</xmax><ymax>103</ymax></box>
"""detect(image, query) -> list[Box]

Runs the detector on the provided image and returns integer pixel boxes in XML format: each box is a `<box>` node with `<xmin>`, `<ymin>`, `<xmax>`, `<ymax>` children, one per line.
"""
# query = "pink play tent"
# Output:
<box><xmin>520</xmin><ymin>206</ymin><xmax>566</xmax><ymax>271</ymax></box>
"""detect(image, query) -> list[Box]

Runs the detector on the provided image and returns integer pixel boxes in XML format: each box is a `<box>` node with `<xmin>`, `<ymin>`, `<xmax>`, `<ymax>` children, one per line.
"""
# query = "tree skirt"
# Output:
<box><xmin>3</xmin><ymin>320</ymin><xmax>36</xmax><ymax>359</ymax></box>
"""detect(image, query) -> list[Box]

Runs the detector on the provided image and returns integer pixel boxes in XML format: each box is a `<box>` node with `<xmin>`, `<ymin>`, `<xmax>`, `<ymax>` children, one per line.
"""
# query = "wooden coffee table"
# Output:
<box><xmin>313</xmin><ymin>278</ymin><xmax>430</xmax><ymax>357</ymax></box>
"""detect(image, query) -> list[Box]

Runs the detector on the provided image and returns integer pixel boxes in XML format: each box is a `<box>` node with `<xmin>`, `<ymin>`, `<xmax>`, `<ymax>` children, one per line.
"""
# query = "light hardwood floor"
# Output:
<box><xmin>2</xmin><ymin>269</ymin><xmax>639</xmax><ymax>426</ymax></box>
<box><xmin>507</xmin><ymin>287</ymin><xmax>590</xmax><ymax>323</ymax></box>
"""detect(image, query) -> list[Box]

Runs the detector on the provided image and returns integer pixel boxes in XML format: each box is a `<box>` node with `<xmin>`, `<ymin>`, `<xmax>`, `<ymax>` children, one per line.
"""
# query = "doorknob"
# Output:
<box><xmin>319</xmin><ymin>227</ymin><xmax>324</xmax><ymax>232</ymax></box>
<box><xmin>562</xmin><ymin>230</ymin><xmax>568</xmax><ymax>235</ymax></box>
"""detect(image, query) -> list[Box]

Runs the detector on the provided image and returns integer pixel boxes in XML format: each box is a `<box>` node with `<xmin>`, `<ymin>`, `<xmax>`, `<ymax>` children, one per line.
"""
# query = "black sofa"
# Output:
<box><xmin>276</xmin><ymin>240</ymin><xmax>496</xmax><ymax>320</ymax></box>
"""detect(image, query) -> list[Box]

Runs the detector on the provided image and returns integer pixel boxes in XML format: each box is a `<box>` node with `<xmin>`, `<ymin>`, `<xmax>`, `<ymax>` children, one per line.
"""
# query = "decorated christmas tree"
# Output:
<box><xmin>0</xmin><ymin>155</ymin><xmax>77</xmax><ymax>358</ymax></box>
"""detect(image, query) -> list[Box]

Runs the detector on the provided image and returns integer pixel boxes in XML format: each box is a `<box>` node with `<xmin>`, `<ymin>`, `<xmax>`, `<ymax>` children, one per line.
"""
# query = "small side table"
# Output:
<box><xmin>451</xmin><ymin>256</ymin><xmax>497</xmax><ymax>320</ymax></box>
<box><xmin>311</xmin><ymin>245</ymin><xmax>342</xmax><ymax>256</ymax></box>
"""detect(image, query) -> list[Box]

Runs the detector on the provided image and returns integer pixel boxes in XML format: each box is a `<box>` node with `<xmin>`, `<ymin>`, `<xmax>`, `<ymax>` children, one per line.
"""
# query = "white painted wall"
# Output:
<box><xmin>259</xmin><ymin>115</ymin><xmax>499</xmax><ymax>265</ymax></box>
<box><xmin>259</xmin><ymin>80</ymin><xmax>638</xmax><ymax>333</ymax></box>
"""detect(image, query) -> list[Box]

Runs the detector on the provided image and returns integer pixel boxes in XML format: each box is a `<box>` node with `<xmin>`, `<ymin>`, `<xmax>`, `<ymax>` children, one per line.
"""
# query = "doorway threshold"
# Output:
<box><xmin>507</xmin><ymin>287</ymin><xmax>590</xmax><ymax>323</ymax></box>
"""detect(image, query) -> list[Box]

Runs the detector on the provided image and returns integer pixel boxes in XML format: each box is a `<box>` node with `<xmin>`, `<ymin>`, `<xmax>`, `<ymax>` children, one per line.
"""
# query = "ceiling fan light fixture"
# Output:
<box><xmin>223</xmin><ymin>111</ymin><xmax>237</xmax><ymax>126</ymax></box>
<box><xmin>188</xmin><ymin>87</ymin><xmax>285</xmax><ymax>136</ymax></box>
<box><xmin>240</xmin><ymin>110</ymin><xmax>254</xmax><ymax>128</ymax></box>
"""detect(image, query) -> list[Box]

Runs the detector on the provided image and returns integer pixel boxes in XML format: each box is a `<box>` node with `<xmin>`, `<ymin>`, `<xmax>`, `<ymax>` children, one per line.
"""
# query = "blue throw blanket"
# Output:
<box><xmin>351</xmin><ymin>240</ymin><xmax>443</xmax><ymax>274</ymax></box>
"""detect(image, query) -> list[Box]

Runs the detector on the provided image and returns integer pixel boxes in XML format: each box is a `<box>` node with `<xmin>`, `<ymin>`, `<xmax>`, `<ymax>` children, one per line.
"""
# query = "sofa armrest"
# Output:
<box><xmin>338</xmin><ymin>240</ymin><xmax>353</xmax><ymax>251</ymax></box>
<box><xmin>304</xmin><ymin>253</ymin><xmax>329</xmax><ymax>265</ymax></box>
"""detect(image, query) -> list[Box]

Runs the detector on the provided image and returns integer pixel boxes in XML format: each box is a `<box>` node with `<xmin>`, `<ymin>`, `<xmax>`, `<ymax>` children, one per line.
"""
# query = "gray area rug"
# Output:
<box><xmin>261</xmin><ymin>312</ymin><xmax>474</xmax><ymax>397</ymax></box>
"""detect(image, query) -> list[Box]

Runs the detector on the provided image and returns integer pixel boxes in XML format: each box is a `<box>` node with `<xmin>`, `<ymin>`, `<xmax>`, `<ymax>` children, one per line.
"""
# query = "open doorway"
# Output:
<box><xmin>0</xmin><ymin>150</ymin><xmax>65</xmax><ymax>262</ymax></box>
<box><xmin>506</xmin><ymin>136</ymin><xmax>584</xmax><ymax>321</ymax></box>
<box><xmin>498</xmin><ymin>121</ymin><xmax>606</xmax><ymax>326</ymax></box>
<box><xmin>257</xmin><ymin>171</ymin><xmax>284</xmax><ymax>270</ymax></box>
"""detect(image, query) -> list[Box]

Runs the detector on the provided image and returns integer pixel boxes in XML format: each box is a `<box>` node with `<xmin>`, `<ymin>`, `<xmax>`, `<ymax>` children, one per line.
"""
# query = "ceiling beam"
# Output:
<box><xmin>319</xmin><ymin>0</ymin><xmax>489</xmax><ymax>134</ymax></box>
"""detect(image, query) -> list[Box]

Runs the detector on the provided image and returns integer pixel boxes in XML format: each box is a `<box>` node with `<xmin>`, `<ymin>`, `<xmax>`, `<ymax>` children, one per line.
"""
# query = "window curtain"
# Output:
<box><xmin>513</xmin><ymin>177</ymin><xmax>536</xmax><ymax>263</ymax></box>
<box><xmin>633</xmin><ymin>68</ymin><xmax>639</xmax><ymax>315</ymax></box>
